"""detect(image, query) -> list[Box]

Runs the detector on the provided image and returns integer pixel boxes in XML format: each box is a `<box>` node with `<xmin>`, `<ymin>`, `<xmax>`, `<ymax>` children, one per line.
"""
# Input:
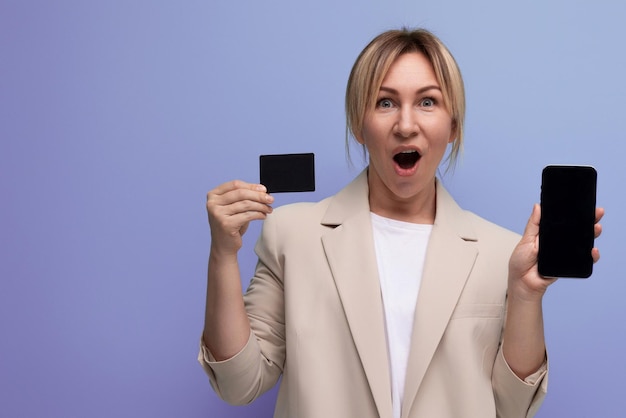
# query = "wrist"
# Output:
<box><xmin>210</xmin><ymin>234</ymin><xmax>241</xmax><ymax>254</ymax></box>
<box><xmin>507</xmin><ymin>279</ymin><xmax>547</xmax><ymax>304</ymax></box>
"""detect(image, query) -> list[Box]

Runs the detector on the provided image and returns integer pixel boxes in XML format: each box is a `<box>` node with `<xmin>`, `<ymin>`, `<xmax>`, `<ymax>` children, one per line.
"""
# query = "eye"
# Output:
<box><xmin>421</xmin><ymin>97</ymin><xmax>436</xmax><ymax>107</ymax></box>
<box><xmin>377</xmin><ymin>98</ymin><xmax>394</xmax><ymax>109</ymax></box>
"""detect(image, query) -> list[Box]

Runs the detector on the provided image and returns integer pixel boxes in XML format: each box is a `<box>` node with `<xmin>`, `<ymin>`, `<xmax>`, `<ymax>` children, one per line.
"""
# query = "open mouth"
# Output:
<box><xmin>393</xmin><ymin>150</ymin><xmax>421</xmax><ymax>169</ymax></box>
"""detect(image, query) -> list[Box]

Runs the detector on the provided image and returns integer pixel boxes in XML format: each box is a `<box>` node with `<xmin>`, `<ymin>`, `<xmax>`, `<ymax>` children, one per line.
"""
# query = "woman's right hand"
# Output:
<box><xmin>206</xmin><ymin>180</ymin><xmax>274</xmax><ymax>254</ymax></box>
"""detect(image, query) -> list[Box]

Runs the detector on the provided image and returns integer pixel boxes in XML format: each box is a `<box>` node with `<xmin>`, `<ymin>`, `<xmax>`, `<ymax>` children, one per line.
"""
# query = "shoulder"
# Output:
<box><xmin>463</xmin><ymin>210</ymin><xmax>521</xmax><ymax>263</ymax></box>
<box><xmin>465</xmin><ymin>210</ymin><xmax>520</xmax><ymax>241</ymax></box>
<box><xmin>264</xmin><ymin>169</ymin><xmax>369</xmax><ymax>230</ymax></box>
<box><xmin>257</xmin><ymin>197</ymin><xmax>334</xmax><ymax>255</ymax></box>
<box><xmin>265</xmin><ymin>197</ymin><xmax>332</xmax><ymax>228</ymax></box>
<box><xmin>435</xmin><ymin>179</ymin><xmax>520</xmax><ymax>250</ymax></box>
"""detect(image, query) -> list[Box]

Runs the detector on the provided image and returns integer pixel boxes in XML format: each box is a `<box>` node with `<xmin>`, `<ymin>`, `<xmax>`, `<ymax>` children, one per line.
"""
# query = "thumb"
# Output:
<box><xmin>521</xmin><ymin>203</ymin><xmax>541</xmax><ymax>243</ymax></box>
<box><xmin>240</xmin><ymin>222</ymin><xmax>250</xmax><ymax>237</ymax></box>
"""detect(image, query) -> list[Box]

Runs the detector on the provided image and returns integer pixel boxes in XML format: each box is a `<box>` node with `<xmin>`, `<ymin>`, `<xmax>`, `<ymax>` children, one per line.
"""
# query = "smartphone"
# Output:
<box><xmin>259</xmin><ymin>153</ymin><xmax>315</xmax><ymax>193</ymax></box>
<box><xmin>538</xmin><ymin>165</ymin><xmax>597</xmax><ymax>278</ymax></box>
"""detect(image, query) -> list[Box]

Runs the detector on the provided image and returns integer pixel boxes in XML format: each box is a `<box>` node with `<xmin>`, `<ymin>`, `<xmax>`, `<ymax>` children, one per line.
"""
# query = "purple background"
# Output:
<box><xmin>1</xmin><ymin>1</ymin><xmax>624</xmax><ymax>417</ymax></box>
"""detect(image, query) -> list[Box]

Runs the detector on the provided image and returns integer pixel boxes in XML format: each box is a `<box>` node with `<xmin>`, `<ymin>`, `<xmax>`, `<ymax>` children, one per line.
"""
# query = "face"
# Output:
<box><xmin>357</xmin><ymin>52</ymin><xmax>455</xmax><ymax>216</ymax></box>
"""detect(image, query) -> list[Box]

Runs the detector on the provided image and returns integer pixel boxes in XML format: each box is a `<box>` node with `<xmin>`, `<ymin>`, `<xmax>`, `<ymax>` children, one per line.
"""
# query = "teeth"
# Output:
<box><xmin>400</xmin><ymin>150</ymin><xmax>417</xmax><ymax>154</ymax></box>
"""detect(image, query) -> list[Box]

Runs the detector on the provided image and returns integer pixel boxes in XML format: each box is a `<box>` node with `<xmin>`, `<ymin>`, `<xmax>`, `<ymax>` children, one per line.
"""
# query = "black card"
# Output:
<box><xmin>260</xmin><ymin>153</ymin><xmax>315</xmax><ymax>193</ymax></box>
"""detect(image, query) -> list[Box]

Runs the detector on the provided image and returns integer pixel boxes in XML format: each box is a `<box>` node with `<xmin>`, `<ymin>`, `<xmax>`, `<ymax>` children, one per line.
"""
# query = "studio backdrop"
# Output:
<box><xmin>1</xmin><ymin>1</ymin><xmax>624</xmax><ymax>417</ymax></box>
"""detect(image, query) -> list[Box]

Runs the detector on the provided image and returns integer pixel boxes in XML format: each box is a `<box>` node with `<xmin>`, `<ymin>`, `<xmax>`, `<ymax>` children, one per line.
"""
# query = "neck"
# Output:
<box><xmin>368</xmin><ymin>175</ymin><xmax>437</xmax><ymax>224</ymax></box>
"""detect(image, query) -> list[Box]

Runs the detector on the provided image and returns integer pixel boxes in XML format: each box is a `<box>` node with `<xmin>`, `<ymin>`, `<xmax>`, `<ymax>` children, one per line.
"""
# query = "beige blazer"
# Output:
<box><xmin>200</xmin><ymin>170</ymin><xmax>547</xmax><ymax>418</ymax></box>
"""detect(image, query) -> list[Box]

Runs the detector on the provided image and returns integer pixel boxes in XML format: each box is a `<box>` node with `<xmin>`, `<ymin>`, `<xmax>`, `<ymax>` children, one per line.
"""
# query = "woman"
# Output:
<box><xmin>199</xmin><ymin>28</ymin><xmax>603</xmax><ymax>417</ymax></box>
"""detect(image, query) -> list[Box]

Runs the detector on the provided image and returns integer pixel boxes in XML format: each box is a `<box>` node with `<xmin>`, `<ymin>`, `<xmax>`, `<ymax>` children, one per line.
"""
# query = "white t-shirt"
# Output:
<box><xmin>371</xmin><ymin>213</ymin><xmax>432</xmax><ymax>418</ymax></box>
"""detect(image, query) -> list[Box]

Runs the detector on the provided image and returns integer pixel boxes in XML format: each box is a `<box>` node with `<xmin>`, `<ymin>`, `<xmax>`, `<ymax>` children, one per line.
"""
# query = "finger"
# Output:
<box><xmin>210</xmin><ymin>180</ymin><xmax>267</xmax><ymax>197</ymax></box>
<box><xmin>207</xmin><ymin>197</ymin><xmax>273</xmax><ymax>231</ymax></box>
<box><xmin>594</xmin><ymin>222</ymin><xmax>602</xmax><ymax>239</ymax></box>
<box><xmin>592</xmin><ymin>247</ymin><xmax>601</xmax><ymax>264</ymax></box>
<box><xmin>208</xmin><ymin>185</ymin><xmax>274</xmax><ymax>208</ymax></box>
<box><xmin>595</xmin><ymin>207</ymin><xmax>605</xmax><ymax>223</ymax></box>
<box><xmin>221</xmin><ymin>199</ymin><xmax>274</xmax><ymax>217</ymax></box>
<box><xmin>210</xmin><ymin>208</ymin><xmax>269</xmax><ymax>241</ymax></box>
<box><xmin>226</xmin><ymin>210</ymin><xmax>270</xmax><ymax>229</ymax></box>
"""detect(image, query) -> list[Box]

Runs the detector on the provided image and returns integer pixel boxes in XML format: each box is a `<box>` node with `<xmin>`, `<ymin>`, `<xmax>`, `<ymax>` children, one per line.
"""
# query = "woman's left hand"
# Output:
<box><xmin>508</xmin><ymin>204</ymin><xmax>604</xmax><ymax>302</ymax></box>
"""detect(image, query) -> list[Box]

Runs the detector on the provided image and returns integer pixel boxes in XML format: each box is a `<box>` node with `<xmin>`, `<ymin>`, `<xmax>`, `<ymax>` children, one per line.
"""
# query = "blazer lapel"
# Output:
<box><xmin>401</xmin><ymin>180</ymin><xmax>479</xmax><ymax>417</ymax></box>
<box><xmin>320</xmin><ymin>170</ymin><xmax>393</xmax><ymax>418</ymax></box>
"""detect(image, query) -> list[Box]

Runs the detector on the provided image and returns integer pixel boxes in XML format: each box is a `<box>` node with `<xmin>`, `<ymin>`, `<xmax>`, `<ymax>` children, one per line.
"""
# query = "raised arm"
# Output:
<box><xmin>503</xmin><ymin>204</ymin><xmax>604</xmax><ymax>379</ymax></box>
<box><xmin>203</xmin><ymin>180</ymin><xmax>274</xmax><ymax>361</ymax></box>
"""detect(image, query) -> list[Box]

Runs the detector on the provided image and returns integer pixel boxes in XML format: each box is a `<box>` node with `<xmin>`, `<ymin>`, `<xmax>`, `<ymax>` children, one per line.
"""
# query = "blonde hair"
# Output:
<box><xmin>345</xmin><ymin>28</ymin><xmax>465</xmax><ymax>169</ymax></box>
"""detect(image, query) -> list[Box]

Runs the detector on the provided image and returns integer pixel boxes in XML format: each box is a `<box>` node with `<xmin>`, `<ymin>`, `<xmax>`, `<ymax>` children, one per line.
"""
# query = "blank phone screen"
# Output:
<box><xmin>538</xmin><ymin>165</ymin><xmax>597</xmax><ymax>278</ymax></box>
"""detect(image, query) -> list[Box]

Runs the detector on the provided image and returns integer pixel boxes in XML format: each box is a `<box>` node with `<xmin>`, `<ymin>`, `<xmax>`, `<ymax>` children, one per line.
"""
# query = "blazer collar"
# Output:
<box><xmin>320</xmin><ymin>169</ymin><xmax>478</xmax><ymax>418</ymax></box>
<box><xmin>401</xmin><ymin>180</ymin><xmax>478</xmax><ymax>417</ymax></box>
<box><xmin>320</xmin><ymin>169</ymin><xmax>393</xmax><ymax>417</ymax></box>
<box><xmin>321</xmin><ymin>169</ymin><xmax>477</xmax><ymax>241</ymax></box>
<box><xmin>321</xmin><ymin>169</ymin><xmax>370</xmax><ymax>226</ymax></box>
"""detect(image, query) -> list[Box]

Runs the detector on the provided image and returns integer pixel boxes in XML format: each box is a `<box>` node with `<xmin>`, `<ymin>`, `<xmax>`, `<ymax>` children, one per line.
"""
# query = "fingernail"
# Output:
<box><xmin>266</xmin><ymin>194</ymin><xmax>274</xmax><ymax>203</ymax></box>
<box><xmin>255</xmin><ymin>185</ymin><xmax>267</xmax><ymax>192</ymax></box>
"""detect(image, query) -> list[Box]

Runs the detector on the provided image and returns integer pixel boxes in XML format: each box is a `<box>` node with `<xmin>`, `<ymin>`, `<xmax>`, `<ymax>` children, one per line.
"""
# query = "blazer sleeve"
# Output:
<box><xmin>198</xmin><ymin>212</ymin><xmax>286</xmax><ymax>405</ymax></box>
<box><xmin>469</xmin><ymin>211</ymin><xmax>548</xmax><ymax>417</ymax></box>
<box><xmin>492</xmin><ymin>327</ymin><xmax>548</xmax><ymax>417</ymax></box>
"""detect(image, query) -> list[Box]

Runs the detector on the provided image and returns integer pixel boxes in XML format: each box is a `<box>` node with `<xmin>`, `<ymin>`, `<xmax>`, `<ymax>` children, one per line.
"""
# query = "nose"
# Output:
<box><xmin>394</xmin><ymin>106</ymin><xmax>419</xmax><ymax>139</ymax></box>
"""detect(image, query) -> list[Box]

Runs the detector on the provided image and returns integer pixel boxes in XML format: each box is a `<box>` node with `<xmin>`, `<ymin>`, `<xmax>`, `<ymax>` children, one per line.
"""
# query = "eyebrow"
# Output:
<box><xmin>379</xmin><ymin>85</ymin><xmax>442</xmax><ymax>95</ymax></box>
